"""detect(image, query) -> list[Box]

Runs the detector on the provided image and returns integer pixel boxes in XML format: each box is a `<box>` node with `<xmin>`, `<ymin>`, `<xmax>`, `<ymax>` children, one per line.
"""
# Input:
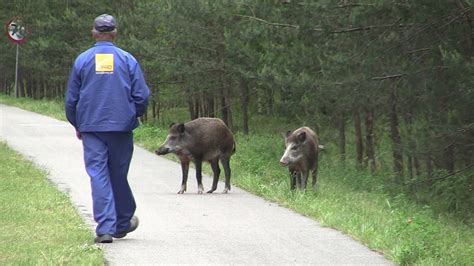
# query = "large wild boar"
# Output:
<box><xmin>279</xmin><ymin>127</ymin><xmax>320</xmax><ymax>190</ymax></box>
<box><xmin>155</xmin><ymin>117</ymin><xmax>236</xmax><ymax>194</ymax></box>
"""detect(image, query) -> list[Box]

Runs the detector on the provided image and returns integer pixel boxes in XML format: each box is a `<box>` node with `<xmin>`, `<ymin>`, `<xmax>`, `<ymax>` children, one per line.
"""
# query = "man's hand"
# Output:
<box><xmin>76</xmin><ymin>130</ymin><xmax>82</xmax><ymax>140</ymax></box>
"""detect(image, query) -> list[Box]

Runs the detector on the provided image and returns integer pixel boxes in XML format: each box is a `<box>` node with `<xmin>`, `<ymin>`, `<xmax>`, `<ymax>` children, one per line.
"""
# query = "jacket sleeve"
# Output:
<box><xmin>129</xmin><ymin>58</ymin><xmax>150</xmax><ymax>117</ymax></box>
<box><xmin>65</xmin><ymin>62</ymin><xmax>81</xmax><ymax>128</ymax></box>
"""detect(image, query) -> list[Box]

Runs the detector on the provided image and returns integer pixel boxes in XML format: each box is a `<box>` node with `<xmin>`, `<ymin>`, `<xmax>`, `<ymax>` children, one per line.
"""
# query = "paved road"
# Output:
<box><xmin>0</xmin><ymin>104</ymin><xmax>392</xmax><ymax>265</ymax></box>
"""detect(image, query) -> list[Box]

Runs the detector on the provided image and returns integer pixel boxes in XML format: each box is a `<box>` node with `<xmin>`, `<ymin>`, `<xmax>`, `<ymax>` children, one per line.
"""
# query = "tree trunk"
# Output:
<box><xmin>25</xmin><ymin>76</ymin><xmax>31</xmax><ymax>98</ymax></box>
<box><xmin>194</xmin><ymin>97</ymin><xmax>200</xmax><ymax>118</ymax></box>
<box><xmin>185</xmin><ymin>86</ymin><xmax>197</xmax><ymax>120</ymax></box>
<box><xmin>28</xmin><ymin>77</ymin><xmax>34</xmax><ymax>99</ymax></box>
<box><xmin>407</xmin><ymin>154</ymin><xmax>414</xmax><ymax>178</ymax></box>
<box><xmin>216</xmin><ymin>27</ymin><xmax>232</xmax><ymax>127</ymax></box>
<box><xmin>364</xmin><ymin>108</ymin><xmax>376</xmax><ymax>172</ymax></box>
<box><xmin>141</xmin><ymin>109</ymin><xmax>148</xmax><ymax>123</ymax></box>
<box><xmin>426</xmin><ymin>152</ymin><xmax>434</xmax><ymax>183</ymax></box>
<box><xmin>464</xmin><ymin>129</ymin><xmax>474</xmax><ymax>167</ymax></box>
<box><xmin>2</xmin><ymin>78</ymin><xmax>6</xmax><ymax>94</ymax></box>
<box><xmin>43</xmin><ymin>79</ymin><xmax>47</xmax><ymax>98</ymax></box>
<box><xmin>188</xmin><ymin>101</ymin><xmax>197</xmax><ymax>119</ymax></box>
<box><xmin>353</xmin><ymin>108</ymin><xmax>364</xmax><ymax>167</ymax></box>
<box><xmin>227</xmin><ymin>99</ymin><xmax>234</xmax><ymax>131</ymax></box>
<box><xmin>32</xmin><ymin>78</ymin><xmax>37</xmax><ymax>99</ymax></box>
<box><xmin>156</xmin><ymin>101</ymin><xmax>161</xmax><ymax>120</ymax></box>
<box><xmin>220</xmin><ymin>86</ymin><xmax>229</xmax><ymax>126</ymax></box>
<box><xmin>151</xmin><ymin>100</ymin><xmax>158</xmax><ymax>119</ymax></box>
<box><xmin>441</xmin><ymin>86</ymin><xmax>455</xmax><ymax>174</ymax></box>
<box><xmin>204</xmin><ymin>94</ymin><xmax>215</xmax><ymax>117</ymax></box>
<box><xmin>414</xmin><ymin>154</ymin><xmax>421</xmax><ymax>176</ymax></box>
<box><xmin>225</xmin><ymin>77</ymin><xmax>234</xmax><ymax>131</ymax></box>
<box><xmin>389</xmin><ymin>80</ymin><xmax>404</xmax><ymax>178</ymax></box>
<box><xmin>240</xmin><ymin>77</ymin><xmax>250</xmax><ymax>135</ymax></box>
<box><xmin>55</xmin><ymin>84</ymin><xmax>60</xmax><ymax>98</ymax></box>
<box><xmin>35</xmin><ymin>78</ymin><xmax>41</xmax><ymax>99</ymax></box>
<box><xmin>266</xmin><ymin>87</ymin><xmax>274</xmax><ymax>115</ymax></box>
<box><xmin>404</xmin><ymin>111</ymin><xmax>421</xmax><ymax>177</ymax></box>
<box><xmin>455</xmin><ymin>0</ymin><xmax>474</xmax><ymax>57</ymax></box>
<box><xmin>199</xmin><ymin>93</ymin><xmax>205</xmax><ymax>117</ymax></box>
<box><xmin>444</xmin><ymin>143</ymin><xmax>455</xmax><ymax>174</ymax></box>
<box><xmin>338</xmin><ymin>112</ymin><xmax>346</xmax><ymax>163</ymax></box>
<box><xmin>18</xmin><ymin>78</ymin><xmax>28</xmax><ymax>98</ymax></box>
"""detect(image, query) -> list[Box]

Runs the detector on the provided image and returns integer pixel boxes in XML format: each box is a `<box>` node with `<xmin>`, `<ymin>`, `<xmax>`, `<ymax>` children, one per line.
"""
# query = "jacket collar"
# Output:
<box><xmin>94</xmin><ymin>41</ymin><xmax>114</xmax><ymax>46</ymax></box>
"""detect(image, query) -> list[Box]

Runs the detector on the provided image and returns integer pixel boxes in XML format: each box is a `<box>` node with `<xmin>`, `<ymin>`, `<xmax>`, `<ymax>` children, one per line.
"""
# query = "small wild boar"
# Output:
<box><xmin>279</xmin><ymin>127</ymin><xmax>320</xmax><ymax>190</ymax></box>
<box><xmin>155</xmin><ymin>117</ymin><xmax>236</xmax><ymax>194</ymax></box>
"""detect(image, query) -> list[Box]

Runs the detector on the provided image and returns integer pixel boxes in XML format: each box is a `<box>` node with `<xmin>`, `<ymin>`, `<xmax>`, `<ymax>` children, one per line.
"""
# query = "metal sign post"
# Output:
<box><xmin>5</xmin><ymin>18</ymin><xmax>27</xmax><ymax>98</ymax></box>
<box><xmin>15</xmin><ymin>44</ymin><xmax>19</xmax><ymax>98</ymax></box>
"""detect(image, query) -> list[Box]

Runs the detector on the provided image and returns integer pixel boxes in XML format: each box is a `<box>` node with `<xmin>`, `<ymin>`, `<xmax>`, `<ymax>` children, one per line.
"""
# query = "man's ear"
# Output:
<box><xmin>177</xmin><ymin>123</ymin><xmax>185</xmax><ymax>133</ymax></box>
<box><xmin>297</xmin><ymin>131</ymin><xmax>306</xmax><ymax>143</ymax></box>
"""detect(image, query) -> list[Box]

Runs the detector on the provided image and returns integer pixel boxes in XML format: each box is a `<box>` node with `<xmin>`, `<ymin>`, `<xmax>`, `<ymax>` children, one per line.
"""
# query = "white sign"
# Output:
<box><xmin>6</xmin><ymin>18</ymin><xmax>27</xmax><ymax>44</ymax></box>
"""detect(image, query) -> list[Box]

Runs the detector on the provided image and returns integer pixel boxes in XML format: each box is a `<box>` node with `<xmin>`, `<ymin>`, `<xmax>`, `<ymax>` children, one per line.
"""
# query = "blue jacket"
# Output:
<box><xmin>65</xmin><ymin>41</ymin><xmax>150</xmax><ymax>132</ymax></box>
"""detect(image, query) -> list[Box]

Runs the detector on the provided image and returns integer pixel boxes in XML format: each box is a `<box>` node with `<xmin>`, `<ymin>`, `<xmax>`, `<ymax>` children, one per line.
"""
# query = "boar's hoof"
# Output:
<box><xmin>197</xmin><ymin>185</ymin><xmax>204</xmax><ymax>194</ymax></box>
<box><xmin>222</xmin><ymin>188</ymin><xmax>229</xmax><ymax>194</ymax></box>
<box><xmin>177</xmin><ymin>185</ymin><xmax>186</xmax><ymax>194</ymax></box>
<box><xmin>207</xmin><ymin>186</ymin><xmax>217</xmax><ymax>193</ymax></box>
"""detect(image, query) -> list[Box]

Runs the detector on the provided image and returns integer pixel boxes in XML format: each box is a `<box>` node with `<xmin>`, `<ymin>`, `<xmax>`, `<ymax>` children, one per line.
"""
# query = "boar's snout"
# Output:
<box><xmin>155</xmin><ymin>146</ymin><xmax>170</xmax><ymax>155</ymax></box>
<box><xmin>280</xmin><ymin>158</ymin><xmax>289</xmax><ymax>167</ymax></box>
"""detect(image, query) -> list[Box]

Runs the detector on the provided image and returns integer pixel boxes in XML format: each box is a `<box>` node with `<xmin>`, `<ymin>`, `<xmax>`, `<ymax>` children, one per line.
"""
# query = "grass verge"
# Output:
<box><xmin>2</xmin><ymin>94</ymin><xmax>473</xmax><ymax>265</ymax></box>
<box><xmin>0</xmin><ymin>142</ymin><xmax>104</xmax><ymax>264</ymax></box>
<box><xmin>0</xmin><ymin>95</ymin><xmax>66</xmax><ymax>121</ymax></box>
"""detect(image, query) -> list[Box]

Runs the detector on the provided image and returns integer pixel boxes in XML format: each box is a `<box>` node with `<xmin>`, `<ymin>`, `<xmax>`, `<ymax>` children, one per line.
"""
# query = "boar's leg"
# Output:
<box><xmin>312</xmin><ymin>154</ymin><xmax>319</xmax><ymax>190</ymax></box>
<box><xmin>221</xmin><ymin>156</ymin><xmax>232</xmax><ymax>193</ymax></box>
<box><xmin>311</xmin><ymin>170</ymin><xmax>318</xmax><ymax>190</ymax></box>
<box><xmin>301</xmin><ymin>170</ymin><xmax>309</xmax><ymax>190</ymax></box>
<box><xmin>194</xmin><ymin>159</ymin><xmax>204</xmax><ymax>194</ymax></box>
<box><xmin>178</xmin><ymin>159</ymin><xmax>190</xmax><ymax>194</ymax></box>
<box><xmin>295</xmin><ymin>172</ymin><xmax>302</xmax><ymax>190</ymax></box>
<box><xmin>290</xmin><ymin>171</ymin><xmax>297</xmax><ymax>190</ymax></box>
<box><xmin>207</xmin><ymin>159</ymin><xmax>221</xmax><ymax>193</ymax></box>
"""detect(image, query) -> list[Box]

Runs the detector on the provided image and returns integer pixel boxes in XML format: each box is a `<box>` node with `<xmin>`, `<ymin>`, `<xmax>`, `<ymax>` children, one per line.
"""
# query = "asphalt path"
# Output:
<box><xmin>0</xmin><ymin>104</ymin><xmax>392</xmax><ymax>265</ymax></box>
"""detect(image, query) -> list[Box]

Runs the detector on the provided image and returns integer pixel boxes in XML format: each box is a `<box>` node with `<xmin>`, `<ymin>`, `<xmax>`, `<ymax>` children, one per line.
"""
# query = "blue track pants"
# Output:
<box><xmin>81</xmin><ymin>132</ymin><xmax>136</xmax><ymax>236</ymax></box>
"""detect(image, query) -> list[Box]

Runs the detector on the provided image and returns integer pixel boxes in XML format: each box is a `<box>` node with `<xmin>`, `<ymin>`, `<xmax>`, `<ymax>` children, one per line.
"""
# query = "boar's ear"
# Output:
<box><xmin>297</xmin><ymin>131</ymin><xmax>307</xmax><ymax>143</ymax></box>
<box><xmin>177</xmin><ymin>123</ymin><xmax>185</xmax><ymax>133</ymax></box>
<box><xmin>169</xmin><ymin>122</ymin><xmax>176</xmax><ymax>129</ymax></box>
<box><xmin>285</xmin><ymin>130</ymin><xmax>292</xmax><ymax>138</ymax></box>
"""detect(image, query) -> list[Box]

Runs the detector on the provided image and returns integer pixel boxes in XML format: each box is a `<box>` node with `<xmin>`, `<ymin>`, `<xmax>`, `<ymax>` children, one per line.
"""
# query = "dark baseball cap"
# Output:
<box><xmin>94</xmin><ymin>14</ymin><xmax>116</xmax><ymax>32</ymax></box>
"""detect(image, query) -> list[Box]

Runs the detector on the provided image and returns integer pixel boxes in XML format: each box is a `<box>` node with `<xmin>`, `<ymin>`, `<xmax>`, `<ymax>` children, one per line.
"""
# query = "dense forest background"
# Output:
<box><xmin>1</xmin><ymin>1</ymin><xmax>473</xmax><ymax>216</ymax></box>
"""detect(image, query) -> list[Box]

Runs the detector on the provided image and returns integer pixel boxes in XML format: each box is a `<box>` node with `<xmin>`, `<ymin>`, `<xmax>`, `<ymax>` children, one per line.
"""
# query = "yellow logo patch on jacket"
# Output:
<box><xmin>95</xmin><ymin>54</ymin><xmax>114</xmax><ymax>73</ymax></box>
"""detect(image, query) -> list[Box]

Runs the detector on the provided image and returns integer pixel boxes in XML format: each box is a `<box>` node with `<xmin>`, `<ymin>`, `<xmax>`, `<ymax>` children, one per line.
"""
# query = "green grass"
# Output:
<box><xmin>0</xmin><ymin>95</ymin><xmax>66</xmax><ymax>121</ymax></box>
<box><xmin>2</xmin><ymin>94</ymin><xmax>474</xmax><ymax>265</ymax></box>
<box><xmin>0</xmin><ymin>142</ymin><xmax>104</xmax><ymax>265</ymax></box>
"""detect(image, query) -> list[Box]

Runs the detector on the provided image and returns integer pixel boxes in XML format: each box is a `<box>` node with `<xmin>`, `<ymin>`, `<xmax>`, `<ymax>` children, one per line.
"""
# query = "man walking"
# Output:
<box><xmin>65</xmin><ymin>14</ymin><xmax>150</xmax><ymax>243</ymax></box>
